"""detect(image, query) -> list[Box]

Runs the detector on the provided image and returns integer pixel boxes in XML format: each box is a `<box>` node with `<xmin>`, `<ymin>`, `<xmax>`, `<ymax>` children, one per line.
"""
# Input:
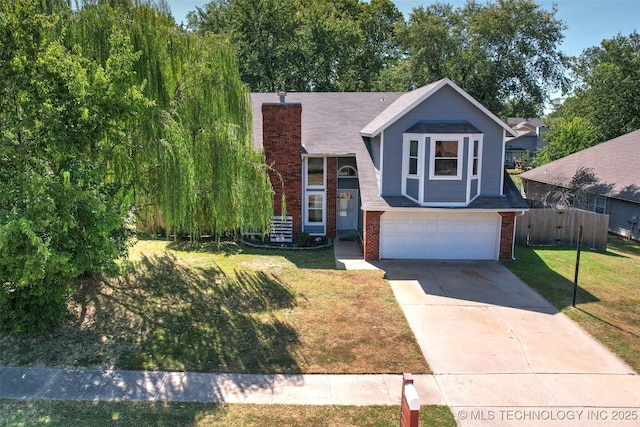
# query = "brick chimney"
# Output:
<box><xmin>262</xmin><ymin>97</ymin><xmax>302</xmax><ymax>238</ymax></box>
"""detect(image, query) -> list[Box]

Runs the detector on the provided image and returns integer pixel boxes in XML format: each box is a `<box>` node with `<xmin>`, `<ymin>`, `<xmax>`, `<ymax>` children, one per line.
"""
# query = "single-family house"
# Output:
<box><xmin>252</xmin><ymin>78</ymin><xmax>529</xmax><ymax>261</ymax></box>
<box><xmin>504</xmin><ymin>117</ymin><xmax>548</xmax><ymax>168</ymax></box>
<box><xmin>519</xmin><ymin>128</ymin><xmax>640</xmax><ymax>241</ymax></box>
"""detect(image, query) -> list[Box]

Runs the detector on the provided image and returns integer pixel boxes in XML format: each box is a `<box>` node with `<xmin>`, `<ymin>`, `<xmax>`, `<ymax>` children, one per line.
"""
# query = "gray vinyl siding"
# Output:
<box><xmin>423</xmin><ymin>136</ymin><xmax>468</xmax><ymax>202</ymax></box>
<box><xmin>608</xmin><ymin>198</ymin><xmax>640</xmax><ymax>240</ymax></box>
<box><xmin>470</xmin><ymin>179</ymin><xmax>479</xmax><ymax>199</ymax></box>
<box><xmin>370</xmin><ymin>135</ymin><xmax>382</xmax><ymax>170</ymax></box>
<box><xmin>424</xmin><ymin>181</ymin><xmax>467</xmax><ymax>202</ymax></box>
<box><xmin>507</xmin><ymin>134</ymin><xmax>538</xmax><ymax>153</ymax></box>
<box><xmin>406</xmin><ymin>178</ymin><xmax>419</xmax><ymax>200</ymax></box>
<box><xmin>381</xmin><ymin>85</ymin><xmax>504</xmax><ymax>198</ymax></box>
<box><xmin>479</xmin><ymin>130</ymin><xmax>503</xmax><ymax>196</ymax></box>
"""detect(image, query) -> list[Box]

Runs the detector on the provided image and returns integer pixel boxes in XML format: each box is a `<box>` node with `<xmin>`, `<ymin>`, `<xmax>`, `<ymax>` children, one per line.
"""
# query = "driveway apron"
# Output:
<box><xmin>379</xmin><ymin>260</ymin><xmax>640</xmax><ymax>427</ymax></box>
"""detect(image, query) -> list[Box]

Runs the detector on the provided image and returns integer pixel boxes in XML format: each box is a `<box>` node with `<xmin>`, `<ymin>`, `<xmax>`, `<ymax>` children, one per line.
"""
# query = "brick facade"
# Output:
<box><xmin>262</xmin><ymin>103</ymin><xmax>303</xmax><ymax>238</ymax></box>
<box><xmin>363</xmin><ymin>211</ymin><xmax>383</xmax><ymax>261</ymax></box>
<box><xmin>499</xmin><ymin>211</ymin><xmax>516</xmax><ymax>261</ymax></box>
<box><xmin>325</xmin><ymin>157</ymin><xmax>337</xmax><ymax>238</ymax></box>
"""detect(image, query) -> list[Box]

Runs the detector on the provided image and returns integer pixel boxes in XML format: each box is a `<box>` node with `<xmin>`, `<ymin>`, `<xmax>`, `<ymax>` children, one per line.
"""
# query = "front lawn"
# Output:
<box><xmin>0</xmin><ymin>400</ymin><xmax>456</xmax><ymax>427</ymax></box>
<box><xmin>506</xmin><ymin>235</ymin><xmax>640</xmax><ymax>372</ymax></box>
<box><xmin>0</xmin><ymin>239</ymin><xmax>429</xmax><ymax>375</ymax></box>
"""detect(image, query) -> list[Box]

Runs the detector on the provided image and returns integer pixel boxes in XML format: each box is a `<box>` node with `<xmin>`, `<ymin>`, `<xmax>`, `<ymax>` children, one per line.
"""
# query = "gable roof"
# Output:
<box><xmin>519</xmin><ymin>129</ymin><xmax>640</xmax><ymax>203</ymax></box>
<box><xmin>360</xmin><ymin>78</ymin><xmax>517</xmax><ymax>138</ymax></box>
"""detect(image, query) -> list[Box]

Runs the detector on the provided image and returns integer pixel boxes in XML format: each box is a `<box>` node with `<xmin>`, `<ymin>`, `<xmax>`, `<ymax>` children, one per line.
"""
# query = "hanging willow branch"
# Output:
<box><xmin>66</xmin><ymin>0</ymin><xmax>273</xmax><ymax>240</ymax></box>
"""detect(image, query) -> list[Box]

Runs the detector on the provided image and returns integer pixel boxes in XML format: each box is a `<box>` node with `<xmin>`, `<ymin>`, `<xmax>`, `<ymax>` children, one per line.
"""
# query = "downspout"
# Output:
<box><xmin>500</xmin><ymin>129</ymin><xmax>506</xmax><ymax>195</ymax></box>
<box><xmin>512</xmin><ymin>210</ymin><xmax>526</xmax><ymax>260</ymax></box>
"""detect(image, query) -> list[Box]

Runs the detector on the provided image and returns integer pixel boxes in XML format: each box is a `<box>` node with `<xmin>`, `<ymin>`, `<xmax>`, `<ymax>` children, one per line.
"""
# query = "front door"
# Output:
<box><xmin>337</xmin><ymin>190</ymin><xmax>358</xmax><ymax>231</ymax></box>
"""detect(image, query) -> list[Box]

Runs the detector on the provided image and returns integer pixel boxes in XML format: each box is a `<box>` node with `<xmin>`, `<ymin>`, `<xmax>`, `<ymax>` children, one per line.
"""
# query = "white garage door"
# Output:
<box><xmin>380</xmin><ymin>211</ymin><xmax>500</xmax><ymax>260</ymax></box>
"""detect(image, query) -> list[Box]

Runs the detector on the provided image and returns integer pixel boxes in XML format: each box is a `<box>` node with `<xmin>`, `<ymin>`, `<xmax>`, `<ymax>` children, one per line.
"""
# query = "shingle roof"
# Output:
<box><xmin>519</xmin><ymin>129</ymin><xmax>640</xmax><ymax>203</ymax></box>
<box><xmin>405</xmin><ymin>121</ymin><xmax>482</xmax><ymax>134</ymax></box>
<box><xmin>507</xmin><ymin>117</ymin><xmax>546</xmax><ymax>129</ymax></box>
<box><xmin>468</xmin><ymin>172</ymin><xmax>530</xmax><ymax>210</ymax></box>
<box><xmin>359</xmin><ymin>79</ymin><xmax>444</xmax><ymax>137</ymax></box>
<box><xmin>251</xmin><ymin>92</ymin><xmax>403</xmax><ymax>210</ymax></box>
<box><xmin>251</xmin><ymin>92</ymin><xmax>402</xmax><ymax>154</ymax></box>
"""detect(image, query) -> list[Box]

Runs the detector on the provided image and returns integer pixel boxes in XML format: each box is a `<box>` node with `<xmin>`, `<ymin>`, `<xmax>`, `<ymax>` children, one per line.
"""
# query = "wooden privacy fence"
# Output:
<box><xmin>516</xmin><ymin>208</ymin><xmax>609</xmax><ymax>250</ymax></box>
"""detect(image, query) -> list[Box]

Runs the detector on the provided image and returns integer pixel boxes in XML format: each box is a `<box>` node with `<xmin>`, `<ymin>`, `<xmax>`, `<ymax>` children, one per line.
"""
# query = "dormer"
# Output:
<box><xmin>360</xmin><ymin>78</ymin><xmax>516</xmax><ymax>206</ymax></box>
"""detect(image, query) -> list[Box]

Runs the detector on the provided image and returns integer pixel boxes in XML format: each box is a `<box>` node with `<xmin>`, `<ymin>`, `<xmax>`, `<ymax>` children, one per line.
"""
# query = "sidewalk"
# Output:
<box><xmin>0</xmin><ymin>366</ymin><xmax>443</xmax><ymax>405</ymax></box>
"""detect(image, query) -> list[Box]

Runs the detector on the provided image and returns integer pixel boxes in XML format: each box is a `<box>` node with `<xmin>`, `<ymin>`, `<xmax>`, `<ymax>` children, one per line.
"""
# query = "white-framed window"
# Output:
<box><xmin>430</xmin><ymin>138</ymin><xmax>463</xmax><ymax>180</ymax></box>
<box><xmin>403</xmin><ymin>137</ymin><xmax>422</xmax><ymax>179</ymax></box>
<box><xmin>338</xmin><ymin>165</ymin><xmax>357</xmax><ymax>177</ymax></box>
<box><xmin>305</xmin><ymin>192</ymin><xmax>325</xmax><ymax>225</ymax></box>
<box><xmin>304</xmin><ymin>156</ymin><xmax>326</xmax><ymax>230</ymax></box>
<box><xmin>306</xmin><ymin>157</ymin><xmax>325</xmax><ymax>188</ymax></box>
<box><xmin>408</xmin><ymin>139</ymin><xmax>419</xmax><ymax>175</ymax></box>
<box><xmin>471</xmin><ymin>139</ymin><xmax>481</xmax><ymax>177</ymax></box>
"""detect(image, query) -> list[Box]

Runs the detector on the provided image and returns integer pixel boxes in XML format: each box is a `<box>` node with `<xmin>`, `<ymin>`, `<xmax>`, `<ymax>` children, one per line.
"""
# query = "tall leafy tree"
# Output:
<box><xmin>188</xmin><ymin>0</ymin><xmax>301</xmax><ymax>91</ymax></box>
<box><xmin>0</xmin><ymin>0</ymin><xmax>147</xmax><ymax>331</ymax></box>
<box><xmin>384</xmin><ymin>0</ymin><xmax>569</xmax><ymax>116</ymax></box>
<box><xmin>535</xmin><ymin>117</ymin><xmax>598</xmax><ymax>165</ymax></box>
<box><xmin>188</xmin><ymin>0</ymin><xmax>403</xmax><ymax>91</ymax></box>
<box><xmin>559</xmin><ymin>31</ymin><xmax>640</xmax><ymax>143</ymax></box>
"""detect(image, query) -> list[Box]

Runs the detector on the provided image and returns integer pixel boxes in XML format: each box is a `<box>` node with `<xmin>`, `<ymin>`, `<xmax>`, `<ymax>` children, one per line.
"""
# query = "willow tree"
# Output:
<box><xmin>1</xmin><ymin>0</ymin><xmax>272</xmax><ymax>332</ymax></box>
<box><xmin>69</xmin><ymin>0</ymin><xmax>273</xmax><ymax>238</ymax></box>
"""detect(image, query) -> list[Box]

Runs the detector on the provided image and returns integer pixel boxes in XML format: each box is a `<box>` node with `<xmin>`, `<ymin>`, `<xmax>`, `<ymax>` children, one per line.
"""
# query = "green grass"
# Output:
<box><xmin>0</xmin><ymin>239</ymin><xmax>428</xmax><ymax>375</ymax></box>
<box><xmin>0</xmin><ymin>400</ymin><xmax>456</xmax><ymax>427</ymax></box>
<box><xmin>507</xmin><ymin>168</ymin><xmax>523</xmax><ymax>192</ymax></box>
<box><xmin>506</xmin><ymin>235</ymin><xmax>640</xmax><ymax>372</ymax></box>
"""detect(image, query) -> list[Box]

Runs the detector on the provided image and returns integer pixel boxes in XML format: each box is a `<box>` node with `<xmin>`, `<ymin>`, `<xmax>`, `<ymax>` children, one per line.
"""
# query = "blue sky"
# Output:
<box><xmin>168</xmin><ymin>0</ymin><xmax>639</xmax><ymax>57</ymax></box>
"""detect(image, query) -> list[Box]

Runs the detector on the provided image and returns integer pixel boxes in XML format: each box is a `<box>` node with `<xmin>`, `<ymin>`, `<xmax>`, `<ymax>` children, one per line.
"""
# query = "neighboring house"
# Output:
<box><xmin>252</xmin><ymin>78</ymin><xmax>529</xmax><ymax>261</ymax></box>
<box><xmin>519</xmin><ymin>129</ymin><xmax>640</xmax><ymax>241</ymax></box>
<box><xmin>504</xmin><ymin>117</ymin><xmax>548</xmax><ymax>168</ymax></box>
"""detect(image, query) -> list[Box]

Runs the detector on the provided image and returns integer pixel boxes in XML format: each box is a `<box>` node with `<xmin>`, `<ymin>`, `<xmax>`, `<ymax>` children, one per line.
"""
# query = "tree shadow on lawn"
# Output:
<box><xmin>509</xmin><ymin>245</ymin><xmax>599</xmax><ymax>311</ymax></box>
<box><xmin>166</xmin><ymin>239</ymin><xmax>336</xmax><ymax>270</ymax></box>
<box><xmin>73</xmin><ymin>252</ymin><xmax>302</xmax><ymax>374</ymax></box>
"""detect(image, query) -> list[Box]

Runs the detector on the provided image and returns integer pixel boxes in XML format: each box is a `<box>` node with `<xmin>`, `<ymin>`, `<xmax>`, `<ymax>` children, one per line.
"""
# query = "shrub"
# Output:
<box><xmin>296</xmin><ymin>231</ymin><xmax>312</xmax><ymax>247</ymax></box>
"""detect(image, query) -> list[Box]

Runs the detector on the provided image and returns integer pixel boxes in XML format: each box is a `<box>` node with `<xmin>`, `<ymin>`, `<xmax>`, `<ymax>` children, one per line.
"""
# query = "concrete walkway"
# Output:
<box><xmin>0</xmin><ymin>366</ymin><xmax>442</xmax><ymax>405</ymax></box>
<box><xmin>333</xmin><ymin>237</ymin><xmax>379</xmax><ymax>270</ymax></box>
<box><xmin>380</xmin><ymin>259</ymin><xmax>640</xmax><ymax>426</ymax></box>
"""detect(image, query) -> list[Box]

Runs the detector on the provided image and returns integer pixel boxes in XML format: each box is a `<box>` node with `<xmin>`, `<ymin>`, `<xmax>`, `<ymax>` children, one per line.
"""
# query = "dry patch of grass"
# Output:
<box><xmin>506</xmin><ymin>235</ymin><xmax>640</xmax><ymax>372</ymax></box>
<box><xmin>0</xmin><ymin>400</ymin><xmax>456</xmax><ymax>427</ymax></box>
<box><xmin>0</xmin><ymin>239</ymin><xmax>429</xmax><ymax>374</ymax></box>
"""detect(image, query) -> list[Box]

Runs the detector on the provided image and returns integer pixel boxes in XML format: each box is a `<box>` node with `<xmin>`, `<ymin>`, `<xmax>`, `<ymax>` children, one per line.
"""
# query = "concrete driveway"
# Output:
<box><xmin>378</xmin><ymin>260</ymin><xmax>640</xmax><ymax>427</ymax></box>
